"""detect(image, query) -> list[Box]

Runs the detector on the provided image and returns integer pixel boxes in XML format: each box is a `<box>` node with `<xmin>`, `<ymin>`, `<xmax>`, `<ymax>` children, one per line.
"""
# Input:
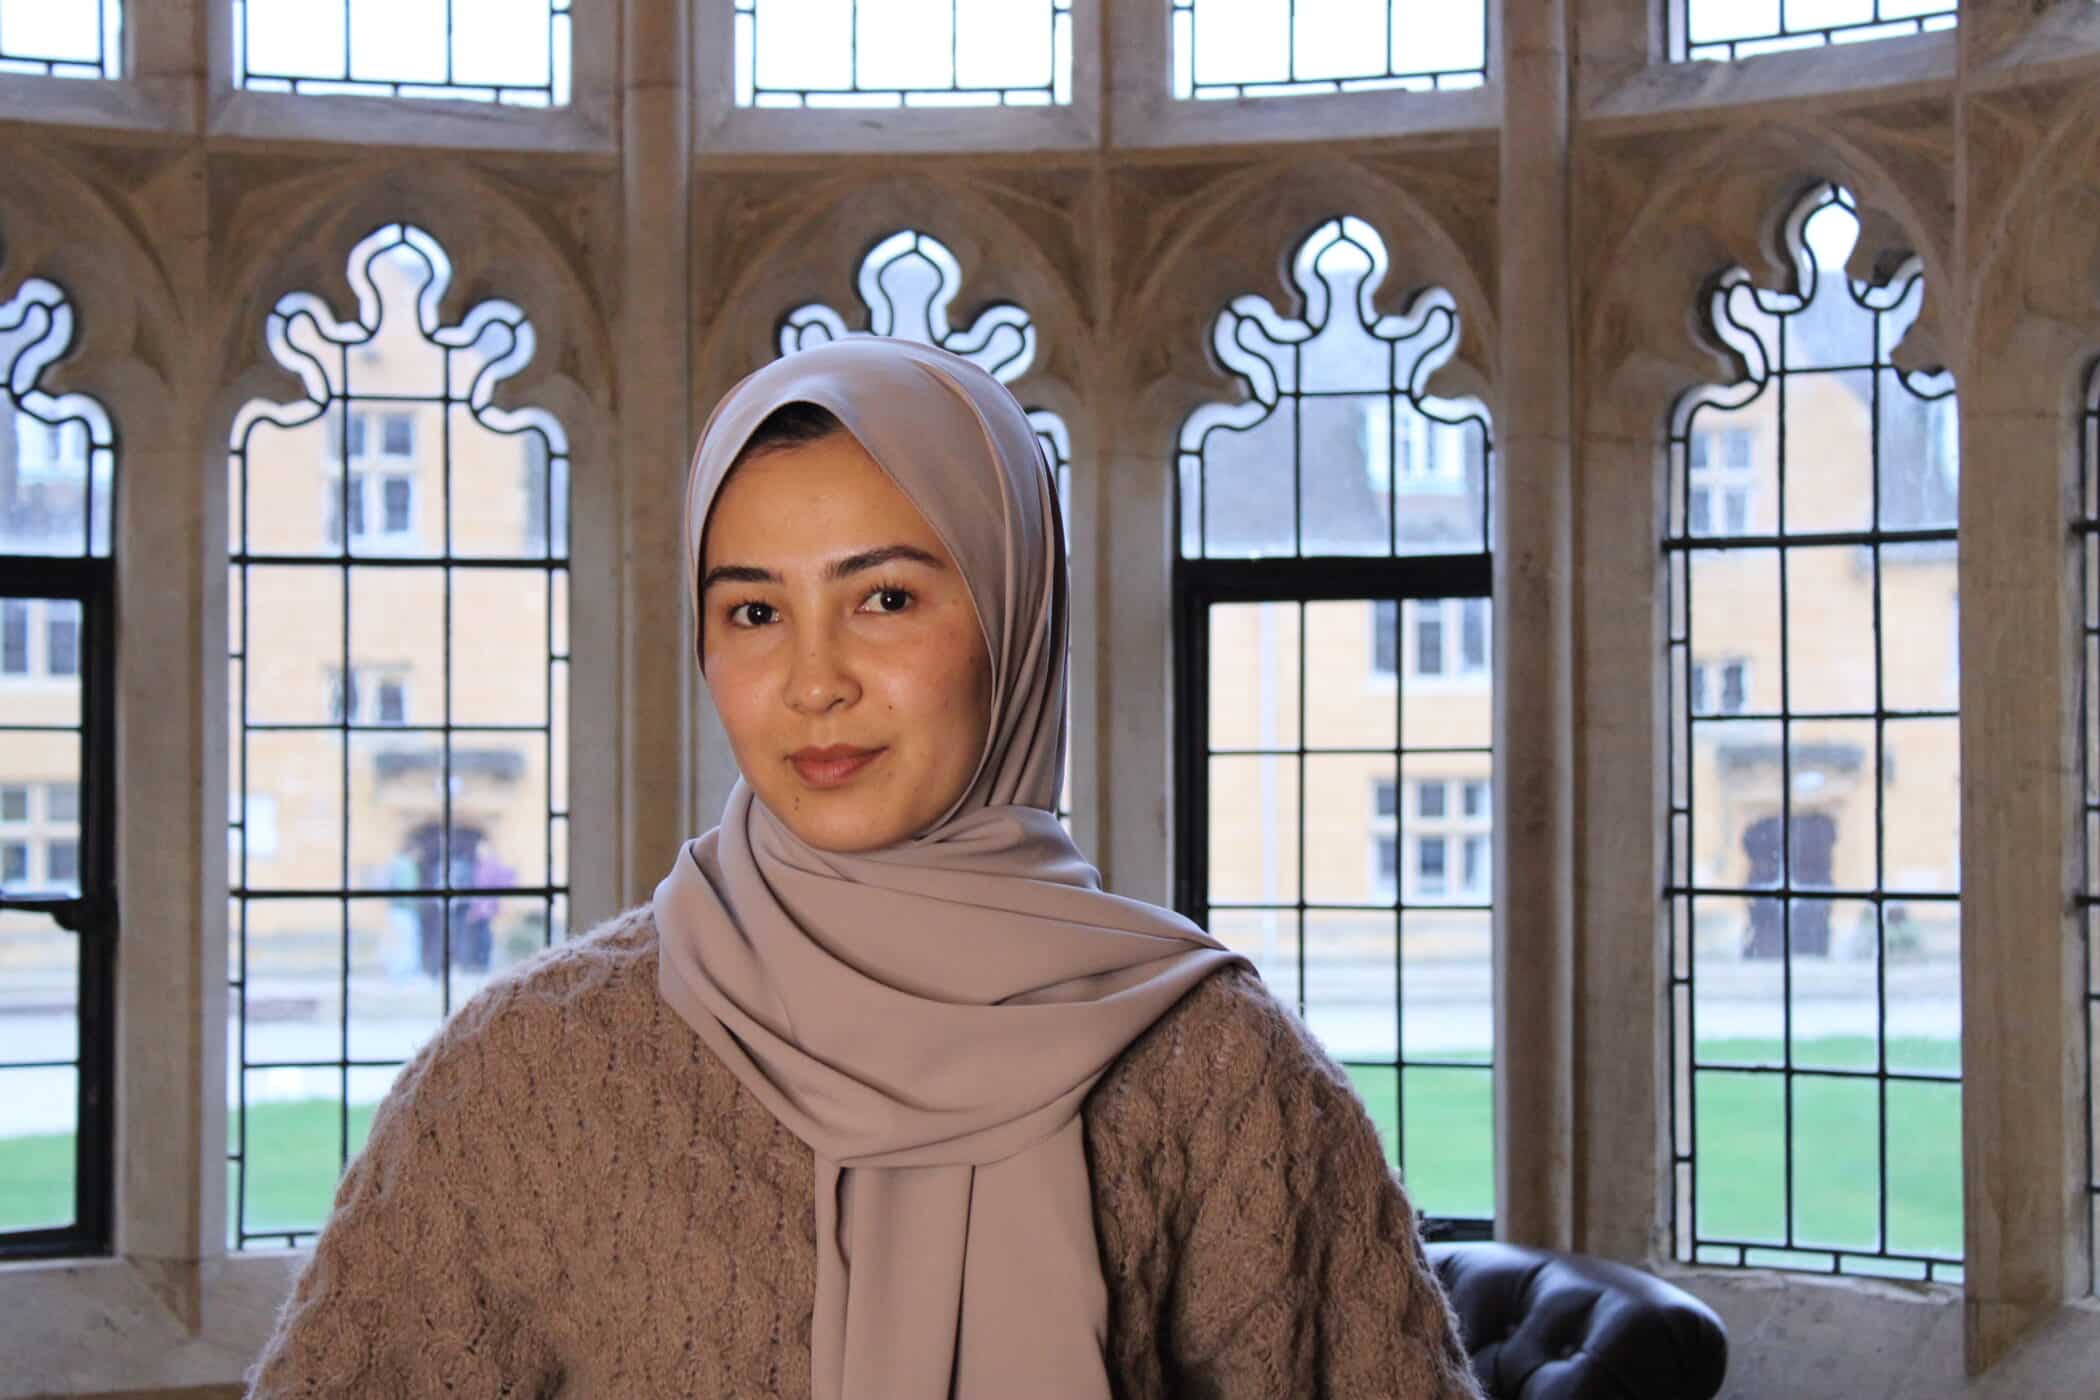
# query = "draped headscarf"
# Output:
<box><xmin>651</xmin><ymin>337</ymin><xmax>1246</xmax><ymax>1398</ymax></box>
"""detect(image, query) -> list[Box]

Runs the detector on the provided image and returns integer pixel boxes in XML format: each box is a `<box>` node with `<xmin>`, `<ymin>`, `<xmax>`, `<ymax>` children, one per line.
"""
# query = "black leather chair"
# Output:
<box><xmin>1424</xmin><ymin>1242</ymin><xmax>1728</xmax><ymax>1400</ymax></box>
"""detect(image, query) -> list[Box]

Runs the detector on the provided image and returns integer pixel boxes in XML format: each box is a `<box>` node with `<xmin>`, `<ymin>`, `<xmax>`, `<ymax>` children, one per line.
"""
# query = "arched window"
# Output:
<box><xmin>1675</xmin><ymin>0</ymin><xmax>1955</xmax><ymax>62</ymax></box>
<box><xmin>778</xmin><ymin>229</ymin><xmax>1075</xmax><ymax>824</ymax></box>
<box><xmin>0</xmin><ymin>273</ymin><xmax>118</xmax><ymax>1258</ymax></box>
<box><xmin>1171</xmin><ymin>0</ymin><xmax>1485</xmax><ymax>100</ymax></box>
<box><xmin>1176</xmin><ymin>216</ymin><xmax>1495</xmax><ymax>1232</ymax></box>
<box><xmin>734</xmin><ymin>0</ymin><xmax>1071</xmax><ymax>108</ymax></box>
<box><xmin>226</xmin><ymin>225</ymin><xmax>570</xmax><ymax>1248</ymax></box>
<box><xmin>0</xmin><ymin>0</ymin><xmax>121</xmax><ymax>79</ymax></box>
<box><xmin>233</xmin><ymin>0</ymin><xmax>573</xmax><ymax>105</ymax></box>
<box><xmin>1666</xmin><ymin>183</ymin><xmax>1961</xmax><ymax>1279</ymax></box>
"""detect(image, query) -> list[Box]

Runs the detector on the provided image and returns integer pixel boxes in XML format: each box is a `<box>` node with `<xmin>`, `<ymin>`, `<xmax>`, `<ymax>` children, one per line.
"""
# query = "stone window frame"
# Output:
<box><xmin>0</xmin><ymin>0</ymin><xmax>621</xmax><ymax>153</ymax></box>
<box><xmin>0</xmin><ymin>0</ymin><xmax>2098</xmax><ymax>1391</ymax></box>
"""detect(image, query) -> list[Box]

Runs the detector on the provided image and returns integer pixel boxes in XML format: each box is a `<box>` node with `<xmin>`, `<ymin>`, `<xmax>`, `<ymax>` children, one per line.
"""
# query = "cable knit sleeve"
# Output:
<box><xmin>244</xmin><ymin>997</ymin><xmax>561</xmax><ymax>1399</ymax></box>
<box><xmin>1156</xmin><ymin>969</ymin><xmax>1482</xmax><ymax>1400</ymax></box>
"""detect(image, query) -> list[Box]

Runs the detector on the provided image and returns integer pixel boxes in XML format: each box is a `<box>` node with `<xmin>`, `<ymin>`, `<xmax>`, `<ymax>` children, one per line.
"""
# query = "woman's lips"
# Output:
<box><xmin>788</xmin><ymin>746</ymin><xmax>884</xmax><ymax>789</ymax></box>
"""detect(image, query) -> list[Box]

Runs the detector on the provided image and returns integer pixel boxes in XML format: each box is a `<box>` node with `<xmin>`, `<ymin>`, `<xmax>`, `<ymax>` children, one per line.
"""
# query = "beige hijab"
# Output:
<box><xmin>652</xmin><ymin>338</ymin><xmax>1244</xmax><ymax>1398</ymax></box>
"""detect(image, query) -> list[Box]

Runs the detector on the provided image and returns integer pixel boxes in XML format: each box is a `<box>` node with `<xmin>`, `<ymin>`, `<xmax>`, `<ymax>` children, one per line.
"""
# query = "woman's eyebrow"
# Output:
<box><xmin>699</xmin><ymin>544</ymin><xmax>944</xmax><ymax>593</ymax></box>
<box><xmin>700</xmin><ymin>563</ymin><xmax>776</xmax><ymax>591</ymax></box>
<box><xmin>826</xmin><ymin>544</ymin><xmax>944</xmax><ymax>580</ymax></box>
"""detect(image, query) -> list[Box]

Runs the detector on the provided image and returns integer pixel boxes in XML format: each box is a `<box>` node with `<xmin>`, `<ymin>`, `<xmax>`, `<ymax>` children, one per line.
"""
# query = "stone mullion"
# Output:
<box><xmin>1952</xmin><ymin>2</ymin><xmax>2093</xmax><ymax>1371</ymax></box>
<box><xmin>615</xmin><ymin>0</ymin><xmax>693</xmax><ymax>912</ymax></box>
<box><xmin>1495</xmin><ymin>0</ymin><xmax>1578</xmax><ymax>1251</ymax></box>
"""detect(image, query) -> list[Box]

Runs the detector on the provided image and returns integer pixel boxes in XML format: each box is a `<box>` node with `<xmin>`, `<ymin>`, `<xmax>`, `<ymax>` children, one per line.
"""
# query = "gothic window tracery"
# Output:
<box><xmin>1666</xmin><ymin>182</ymin><xmax>1962</xmax><ymax>1279</ymax></box>
<box><xmin>1176</xmin><ymin>216</ymin><xmax>1496</xmax><ymax>1231</ymax></box>
<box><xmin>226</xmin><ymin>224</ymin><xmax>570</xmax><ymax>1248</ymax></box>
<box><xmin>0</xmin><ymin>271</ymin><xmax>117</xmax><ymax>1257</ymax></box>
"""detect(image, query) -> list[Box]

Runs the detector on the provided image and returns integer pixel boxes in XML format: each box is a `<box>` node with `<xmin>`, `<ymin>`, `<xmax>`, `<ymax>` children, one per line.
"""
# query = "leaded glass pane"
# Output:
<box><xmin>1</xmin><ymin>267</ymin><xmax>114</xmax><ymax>1256</ymax></box>
<box><xmin>1172</xmin><ymin>0</ymin><xmax>1486</xmax><ymax>101</ymax></box>
<box><xmin>1679</xmin><ymin>0</ymin><xmax>1956</xmax><ymax>62</ymax></box>
<box><xmin>227</xmin><ymin>224</ymin><xmax>571</xmax><ymax>1249</ymax></box>
<box><xmin>234</xmin><ymin>0</ymin><xmax>573</xmax><ymax>107</ymax></box>
<box><xmin>1178</xmin><ymin>217</ymin><xmax>1493</xmax><ymax>560</ymax></box>
<box><xmin>736</xmin><ymin>0</ymin><xmax>1071</xmax><ymax>109</ymax></box>
<box><xmin>0</xmin><ymin>0</ymin><xmax>121</xmax><ymax>79</ymax></box>
<box><xmin>1666</xmin><ymin>183</ymin><xmax>1961</xmax><ymax>1279</ymax></box>
<box><xmin>1179</xmin><ymin>214</ymin><xmax>1495</xmax><ymax>1231</ymax></box>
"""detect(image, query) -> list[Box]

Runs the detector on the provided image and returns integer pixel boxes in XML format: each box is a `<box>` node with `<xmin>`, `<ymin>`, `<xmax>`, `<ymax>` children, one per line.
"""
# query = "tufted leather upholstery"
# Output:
<box><xmin>1424</xmin><ymin>1242</ymin><xmax>1728</xmax><ymax>1400</ymax></box>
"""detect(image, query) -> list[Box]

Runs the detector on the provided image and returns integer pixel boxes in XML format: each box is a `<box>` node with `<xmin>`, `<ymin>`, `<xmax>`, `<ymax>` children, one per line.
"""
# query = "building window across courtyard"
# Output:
<box><xmin>1177</xmin><ymin>216</ymin><xmax>1495</xmax><ymax>1233</ymax></box>
<box><xmin>1665</xmin><ymin>182</ymin><xmax>1962</xmax><ymax>1281</ymax></box>
<box><xmin>226</xmin><ymin>223</ymin><xmax>571</xmax><ymax>1250</ymax></box>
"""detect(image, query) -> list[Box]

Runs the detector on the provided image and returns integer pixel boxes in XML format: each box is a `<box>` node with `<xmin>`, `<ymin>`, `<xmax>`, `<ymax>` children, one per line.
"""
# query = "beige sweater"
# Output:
<box><xmin>247</xmin><ymin>908</ymin><xmax>1484</xmax><ymax>1399</ymax></box>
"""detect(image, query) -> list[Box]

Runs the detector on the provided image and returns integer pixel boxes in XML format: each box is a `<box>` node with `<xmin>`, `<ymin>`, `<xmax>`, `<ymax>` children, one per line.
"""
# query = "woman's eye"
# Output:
<box><xmin>727</xmin><ymin>601</ymin><xmax>777</xmax><ymax>628</ymax></box>
<box><xmin>860</xmin><ymin>586</ymin><xmax>913</xmax><ymax>615</ymax></box>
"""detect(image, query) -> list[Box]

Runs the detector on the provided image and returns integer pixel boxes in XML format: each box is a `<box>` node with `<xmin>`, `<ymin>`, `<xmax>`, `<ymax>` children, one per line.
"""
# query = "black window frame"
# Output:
<box><xmin>0</xmin><ymin>548</ymin><xmax>118</xmax><ymax>1261</ymax></box>
<box><xmin>1174</xmin><ymin>548</ymin><xmax>1494</xmax><ymax>1242</ymax></box>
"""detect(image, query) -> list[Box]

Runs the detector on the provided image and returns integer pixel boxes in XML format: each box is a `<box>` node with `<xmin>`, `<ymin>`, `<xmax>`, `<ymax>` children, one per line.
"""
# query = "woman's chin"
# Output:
<box><xmin>773</xmin><ymin>800</ymin><xmax>907</xmax><ymax>855</ymax></box>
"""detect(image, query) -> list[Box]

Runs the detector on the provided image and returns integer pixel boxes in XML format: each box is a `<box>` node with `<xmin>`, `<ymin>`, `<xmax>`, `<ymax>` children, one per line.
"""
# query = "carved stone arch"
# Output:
<box><xmin>0</xmin><ymin>141</ymin><xmax>181</xmax><ymax>427</ymax></box>
<box><xmin>1581</xmin><ymin>114</ymin><xmax>1953</xmax><ymax>441</ymax></box>
<box><xmin>690</xmin><ymin>168</ymin><xmax>1093</xmax><ymax>423</ymax></box>
<box><xmin>206</xmin><ymin>156</ymin><xmax>616</xmax><ymax>427</ymax></box>
<box><xmin>1111</xmin><ymin>150</ymin><xmax>1499</xmax><ymax>466</ymax></box>
<box><xmin>1963</xmin><ymin>81</ymin><xmax>2100</xmax><ymax>420</ymax></box>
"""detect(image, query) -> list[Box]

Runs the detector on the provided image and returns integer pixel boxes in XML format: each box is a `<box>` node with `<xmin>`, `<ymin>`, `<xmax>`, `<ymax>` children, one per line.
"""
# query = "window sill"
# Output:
<box><xmin>0</xmin><ymin>72</ymin><xmax>192</xmax><ymax>134</ymax></box>
<box><xmin>1110</xmin><ymin>81</ymin><xmax>1498</xmax><ymax>153</ymax></box>
<box><xmin>0</xmin><ymin>1250</ymin><xmax>302</xmax><ymax>1397</ymax></box>
<box><xmin>1585</xmin><ymin>30</ymin><xmax>1955</xmax><ymax>134</ymax></box>
<box><xmin>207</xmin><ymin>88</ymin><xmax>617</xmax><ymax>157</ymax></box>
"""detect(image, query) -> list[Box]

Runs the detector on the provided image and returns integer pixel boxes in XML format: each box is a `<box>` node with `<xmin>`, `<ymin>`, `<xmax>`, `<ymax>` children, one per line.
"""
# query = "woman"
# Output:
<box><xmin>248</xmin><ymin>337</ymin><xmax>1481</xmax><ymax>1398</ymax></box>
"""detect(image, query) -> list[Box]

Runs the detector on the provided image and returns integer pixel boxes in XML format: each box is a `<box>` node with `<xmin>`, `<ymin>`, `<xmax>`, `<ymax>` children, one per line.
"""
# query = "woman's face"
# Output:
<box><xmin>699</xmin><ymin>431</ymin><xmax>995</xmax><ymax>852</ymax></box>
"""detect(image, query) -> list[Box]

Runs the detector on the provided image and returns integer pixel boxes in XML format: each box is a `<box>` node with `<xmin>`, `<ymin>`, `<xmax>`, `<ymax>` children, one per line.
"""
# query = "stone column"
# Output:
<box><xmin>1495</xmin><ymin>0</ymin><xmax>1578</xmax><ymax>1250</ymax></box>
<box><xmin>615</xmin><ymin>0</ymin><xmax>693</xmax><ymax>908</ymax></box>
<box><xmin>1951</xmin><ymin>3</ymin><xmax>2093</xmax><ymax>1366</ymax></box>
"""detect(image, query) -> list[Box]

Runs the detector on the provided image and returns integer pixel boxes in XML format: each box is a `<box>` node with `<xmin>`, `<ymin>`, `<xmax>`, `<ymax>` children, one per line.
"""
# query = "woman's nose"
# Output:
<box><xmin>784</xmin><ymin>625</ymin><xmax>860</xmax><ymax>715</ymax></box>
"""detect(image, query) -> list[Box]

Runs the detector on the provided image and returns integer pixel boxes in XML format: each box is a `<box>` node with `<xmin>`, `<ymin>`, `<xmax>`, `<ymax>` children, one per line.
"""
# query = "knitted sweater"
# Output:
<box><xmin>247</xmin><ymin>908</ymin><xmax>1484</xmax><ymax>1399</ymax></box>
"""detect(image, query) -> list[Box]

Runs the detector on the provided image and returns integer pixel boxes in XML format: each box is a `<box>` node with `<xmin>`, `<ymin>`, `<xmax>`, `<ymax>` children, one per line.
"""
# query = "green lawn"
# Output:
<box><xmin>1</xmin><ymin>1038</ymin><xmax>1962</xmax><ymax>1263</ymax></box>
<box><xmin>1344</xmin><ymin>1035</ymin><xmax>1961</xmax><ymax>1262</ymax></box>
